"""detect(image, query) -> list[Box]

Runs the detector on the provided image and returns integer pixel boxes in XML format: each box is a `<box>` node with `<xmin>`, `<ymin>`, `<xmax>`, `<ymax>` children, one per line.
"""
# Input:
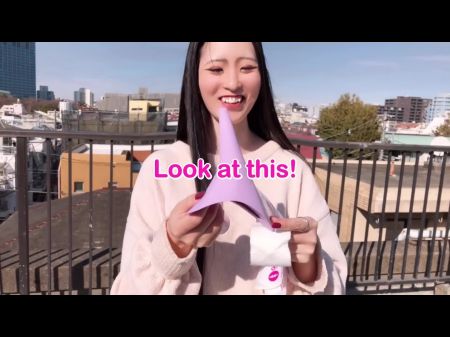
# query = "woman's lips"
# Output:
<box><xmin>219</xmin><ymin>96</ymin><xmax>245</xmax><ymax>110</ymax></box>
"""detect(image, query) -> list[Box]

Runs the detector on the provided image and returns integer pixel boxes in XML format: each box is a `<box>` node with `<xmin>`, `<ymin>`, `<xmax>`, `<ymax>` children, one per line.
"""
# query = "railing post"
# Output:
<box><xmin>16</xmin><ymin>137</ymin><xmax>29</xmax><ymax>295</ymax></box>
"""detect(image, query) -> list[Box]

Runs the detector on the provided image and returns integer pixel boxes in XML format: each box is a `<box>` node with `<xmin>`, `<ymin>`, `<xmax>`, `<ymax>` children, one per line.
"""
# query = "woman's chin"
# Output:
<box><xmin>230</xmin><ymin>114</ymin><xmax>248</xmax><ymax>126</ymax></box>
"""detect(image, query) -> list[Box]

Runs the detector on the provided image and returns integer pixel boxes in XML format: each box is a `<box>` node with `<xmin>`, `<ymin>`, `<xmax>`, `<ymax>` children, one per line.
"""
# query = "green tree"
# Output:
<box><xmin>434</xmin><ymin>120</ymin><xmax>450</xmax><ymax>137</ymax></box>
<box><xmin>317</xmin><ymin>94</ymin><xmax>381</xmax><ymax>158</ymax></box>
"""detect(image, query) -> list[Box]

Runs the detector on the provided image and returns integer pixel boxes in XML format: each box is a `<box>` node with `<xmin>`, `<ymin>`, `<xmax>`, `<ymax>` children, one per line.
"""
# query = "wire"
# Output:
<box><xmin>320</xmin><ymin>118</ymin><xmax>380</xmax><ymax>141</ymax></box>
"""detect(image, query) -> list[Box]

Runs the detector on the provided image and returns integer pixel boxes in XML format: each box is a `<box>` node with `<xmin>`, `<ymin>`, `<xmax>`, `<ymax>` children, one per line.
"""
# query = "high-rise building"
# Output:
<box><xmin>0</xmin><ymin>42</ymin><xmax>36</xmax><ymax>98</ymax></box>
<box><xmin>37</xmin><ymin>85</ymin><xmax>55</xmax><ymax>100</ymax></box>
<box><xmin>377</xmin><ymin>105</ymin><xmax>404</xmax><ymax>122</ymax></box>
<box><xmin>74</xmin><ymin>88</ymin><xmax>94</xmax><ymax>107</ymax></box>
<box><xmin>425</xmin><ymin>93</ymin><xmax>450</xmax><ymax>123</ymax></box>
<box><xmin>382</xmin><ymin>96</ymin><xmax>431</xmax><ymax>123</ymax></box>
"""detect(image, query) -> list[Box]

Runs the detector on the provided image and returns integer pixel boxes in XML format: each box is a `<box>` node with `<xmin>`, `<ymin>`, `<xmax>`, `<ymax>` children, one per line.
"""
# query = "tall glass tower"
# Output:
<box><xmin>0</xmin><ymin>42</ymin><xmax>36</xmax><ymax>99</ymax></box>
<box><xmin>425</xmin><ymin>93</ymin><xmax>450</xmax><ymax>123</ymax></box>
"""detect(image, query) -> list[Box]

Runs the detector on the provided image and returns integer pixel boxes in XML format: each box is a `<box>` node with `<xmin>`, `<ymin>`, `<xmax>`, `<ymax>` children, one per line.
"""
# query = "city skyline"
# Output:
<box><xmin>36</xmin><ymin>42</ymin><xmax>450</xmax><ymax>108</ymax></box>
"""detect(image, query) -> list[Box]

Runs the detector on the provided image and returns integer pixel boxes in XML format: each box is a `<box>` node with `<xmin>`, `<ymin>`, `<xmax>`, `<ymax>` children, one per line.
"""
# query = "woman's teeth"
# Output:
<box><xmin>221</xmin><ymin>96</ymin><xmax>243</xmax><ymax>104</ymax></box>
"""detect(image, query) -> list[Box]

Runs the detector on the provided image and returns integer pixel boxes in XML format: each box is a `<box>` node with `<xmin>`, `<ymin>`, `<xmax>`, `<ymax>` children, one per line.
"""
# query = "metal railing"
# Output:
<box><xmin>1</xmin><ymin>129</ymin><xmax>450</xmax><ymax>294</ymax></box>
<box><xmin>292</xmin><ymin>139</ymin><xmax>450</xmax><ymax>293</ymax></box>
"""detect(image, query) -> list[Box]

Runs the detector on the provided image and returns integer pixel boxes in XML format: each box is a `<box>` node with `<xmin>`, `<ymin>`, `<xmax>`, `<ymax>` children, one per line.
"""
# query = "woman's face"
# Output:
<box><xmin>198</xmin><ymin>42</ymin><xmax>261</xmax><ymax>125</ymax></box>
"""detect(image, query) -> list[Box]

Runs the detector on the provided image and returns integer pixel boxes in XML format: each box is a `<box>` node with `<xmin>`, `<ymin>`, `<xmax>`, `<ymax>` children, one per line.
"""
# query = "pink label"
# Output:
<box><xmin>268</xmin><ymin>271</ymin><xmax>279</xmax><ymax>282</ymax></box>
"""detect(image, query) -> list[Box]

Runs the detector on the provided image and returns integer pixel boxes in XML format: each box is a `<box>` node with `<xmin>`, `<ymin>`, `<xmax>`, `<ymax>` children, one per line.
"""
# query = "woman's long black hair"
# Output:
<box><xmin>177</xmin><ymin>42</ymin><xmax>297</xmax><ymax>193</ymax></box>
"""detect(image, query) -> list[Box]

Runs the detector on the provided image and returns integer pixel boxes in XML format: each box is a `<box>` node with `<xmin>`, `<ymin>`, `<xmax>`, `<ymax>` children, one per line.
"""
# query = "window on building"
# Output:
<box><xmin>3</xmin><ymin>137</ymin><xmax>13</xmax><ymax>146</ymax></box>
<box><xmin>74</xmin><ymin>181</ymin><xmax>83</xmax><ymax>192</ymax></box>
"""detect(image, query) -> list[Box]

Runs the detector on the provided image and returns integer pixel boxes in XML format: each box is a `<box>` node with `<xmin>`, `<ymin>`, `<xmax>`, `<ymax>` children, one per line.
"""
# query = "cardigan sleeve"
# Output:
<box><xmin>110</xmin><ymin>154</ymin><xmax>201</xmax><ymax>295</ymax></box>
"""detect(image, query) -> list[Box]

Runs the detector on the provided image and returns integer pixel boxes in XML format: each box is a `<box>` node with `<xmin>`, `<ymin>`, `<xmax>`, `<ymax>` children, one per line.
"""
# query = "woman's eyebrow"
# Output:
<box><xmin>204</xmin><ymin>57</ymin><xmax>257</xmax><ymax>65</ymax></box>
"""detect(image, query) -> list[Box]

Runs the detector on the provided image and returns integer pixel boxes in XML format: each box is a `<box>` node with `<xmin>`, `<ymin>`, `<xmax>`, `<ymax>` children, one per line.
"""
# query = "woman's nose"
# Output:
<box><xmin>224</xmin><ymin>70</ymin><xmax>242</xmax><ymax>91</ymax></box>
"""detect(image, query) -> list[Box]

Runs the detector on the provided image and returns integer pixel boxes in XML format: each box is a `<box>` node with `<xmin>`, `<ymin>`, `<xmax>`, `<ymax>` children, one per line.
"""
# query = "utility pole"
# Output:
<box><xmin>77</xmin><ymin>109</ymin><xmax>81</xmax><ymax>132</ymax></box>
<box><xmin>379</xmin><ymin>108</ymin><xmax>388</xmax><ymax>161</ymax></box>
<box><xmin>114</xmin><ymin>109</ymin><xmax>120</xmax><ymax>134</ymax></box>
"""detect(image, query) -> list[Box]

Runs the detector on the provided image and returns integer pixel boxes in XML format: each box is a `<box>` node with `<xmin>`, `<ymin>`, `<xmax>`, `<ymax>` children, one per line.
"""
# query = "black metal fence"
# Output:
<box><xmin>1</xmin><ymin>129</ymin><xmax>450</xmax><ymax>294</ymax></box>
<box><xmin>293</xmin><ymin>139</ymin><xmax>450</xmax><ymax>293</ymax></box>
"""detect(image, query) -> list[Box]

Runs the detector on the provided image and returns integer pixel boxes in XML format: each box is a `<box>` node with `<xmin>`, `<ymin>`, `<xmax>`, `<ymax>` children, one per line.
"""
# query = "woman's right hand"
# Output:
<box><xmin>166</xmin><ymin>192</ymin><xmax>224</xmax><ymax>258</ymax></box>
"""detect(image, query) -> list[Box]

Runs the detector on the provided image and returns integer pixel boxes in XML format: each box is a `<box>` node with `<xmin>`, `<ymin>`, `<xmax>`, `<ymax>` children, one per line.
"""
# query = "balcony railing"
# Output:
<box><xmin>1</xmin><ymin>129</ymin><xmax>449</xmax><ymax>294</ymax></box>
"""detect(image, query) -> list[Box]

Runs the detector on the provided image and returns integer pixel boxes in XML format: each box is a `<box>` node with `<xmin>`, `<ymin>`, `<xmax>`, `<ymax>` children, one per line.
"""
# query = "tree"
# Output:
<box><xmin>317</xmin><ymin>94</ymin><xmax>381</xmax><ymax>158</ymax></box>
<box><xmin>22</xmin><ymin>98</ymin><xmax>59</xmax><ymax>113</ymax></box>
<box><xmin>434</xmin><ymin>120</ymin><xmax>450</xmax><ymax>137</ymax></box>
<box><xmin>0</xmin><ymin>93</ymin><xmax>16</xmax><ymax>108</ymax></box>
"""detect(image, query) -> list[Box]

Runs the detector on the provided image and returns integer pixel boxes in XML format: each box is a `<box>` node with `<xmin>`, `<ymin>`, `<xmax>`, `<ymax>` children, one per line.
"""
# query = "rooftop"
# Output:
<box><xmin>0</xmin><ymin>189</ymin><xmax>130</xmax><ymax>253</ymax></box>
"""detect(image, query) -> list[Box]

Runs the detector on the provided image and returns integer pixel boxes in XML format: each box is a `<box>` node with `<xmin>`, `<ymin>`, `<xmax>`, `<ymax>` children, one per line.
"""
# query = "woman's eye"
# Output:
<box><xmin>208</xmin><ymin>68</ymin><xmax>223</xmax><ymax>73</ymax></box>
<box><xmin>241</xmin><ymin>66</ymin><xmax>258</xmax><ymax>72</ymax></box>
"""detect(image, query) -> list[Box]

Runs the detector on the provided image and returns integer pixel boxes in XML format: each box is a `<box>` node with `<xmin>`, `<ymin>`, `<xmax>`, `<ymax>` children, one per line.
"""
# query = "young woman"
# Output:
<box><xmin>111</xmin><ymin>42</ymin><xmax>347</xmax><ymax>294</ymax></box>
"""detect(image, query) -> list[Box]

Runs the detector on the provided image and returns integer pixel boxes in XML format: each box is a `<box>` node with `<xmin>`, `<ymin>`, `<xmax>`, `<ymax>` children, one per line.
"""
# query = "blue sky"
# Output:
<box><xmin>37</xmin><ymin>42</ymin><xmax>450</xmax><ymax>109</ymax></box>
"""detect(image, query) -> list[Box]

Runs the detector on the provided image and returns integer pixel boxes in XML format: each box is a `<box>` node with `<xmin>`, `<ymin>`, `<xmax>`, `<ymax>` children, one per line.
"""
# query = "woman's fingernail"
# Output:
<box><xmin>272</xmin><ymin>222</ymin><xmax>281</xmax><ymax>229</ymax></box>
<box><xmin>195</xmin><ymin>191</ymin><xmax>205</xmax><ymax>200</ymax></box>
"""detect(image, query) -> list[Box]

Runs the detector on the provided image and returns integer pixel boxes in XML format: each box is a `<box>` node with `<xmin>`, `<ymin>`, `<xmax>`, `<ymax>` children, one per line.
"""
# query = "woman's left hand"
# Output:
<box><xmin>270</xmin><ymin>216</ymin><xmax>319</xmax><ymax>264</ymax></box>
